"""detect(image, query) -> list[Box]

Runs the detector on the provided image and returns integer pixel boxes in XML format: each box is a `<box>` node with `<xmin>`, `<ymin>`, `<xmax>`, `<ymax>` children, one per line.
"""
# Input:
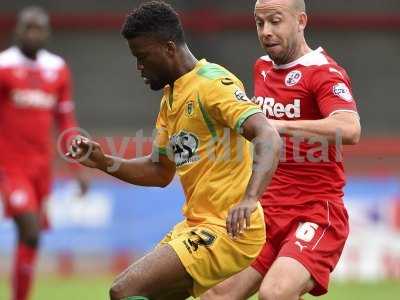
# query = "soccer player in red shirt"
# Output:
<box><xmin>202</xmin><ymin>0</ymin><xmax>361</xmax><ymax>299</ymax></box>
<box><xmin>0</xmin><ymin>7</ymin><xmax>88</xmax><ymax>300</ymax></box>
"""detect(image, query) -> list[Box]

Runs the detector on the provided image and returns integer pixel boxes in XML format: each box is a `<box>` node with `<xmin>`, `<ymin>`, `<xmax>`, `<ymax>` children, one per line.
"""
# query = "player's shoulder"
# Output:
<box><xmin>196</xmin><ymin>60</ymin><xmax>241</xmax><ymax>86</ymax></box>
<box><xmin>295</xmin><ymin>47</ymin><xmax>348</xmax><ymax>77</ymax></box>
<box><xmin>0</xmin><ymin>47</ymin><xmax>67</xmax><ymax>71</ymax></box>
<box><xmin>37</xmin><ymin>49</ymin><xmax>67</xmax><ymax>70</ymax></box>
<box><xmin>0</xmin><ymin>47</ymin><xmax>22</xmax><ymax>68</ymax></box>
<box><xmin>255</xmin><ymin>55</ymin><xmax>274</xmax><ymax>69</ymax></box>
<box><xmin>263</xmin><ymin>48</ymin><xmax>349</xmax><ymax>86</ymax></box>
<box><xmin>195</xmin><ymin>61</ymin><xmax>245</xmax><ymax>100</ymax></box>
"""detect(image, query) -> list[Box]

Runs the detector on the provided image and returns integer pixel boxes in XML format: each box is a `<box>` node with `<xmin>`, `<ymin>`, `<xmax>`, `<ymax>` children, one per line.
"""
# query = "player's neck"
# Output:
<box><xmin>287</xmin><ymin>41</ymin><xmax>312</xmax><ymax>65</ymax></box>
<box><xmin>17</xmin><ymin>45</ymin><xmax>38</xmax><ymax>60</ymax></box>
<box><xmin>171</xmin><ymin>45</ymin><xmax>198</xmax><ymax>84</ymax></box>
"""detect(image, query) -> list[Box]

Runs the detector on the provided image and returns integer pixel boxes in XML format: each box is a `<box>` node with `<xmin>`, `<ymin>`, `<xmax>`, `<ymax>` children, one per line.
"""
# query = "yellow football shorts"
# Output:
<box><xmin>157</xmin><ymin>207</ymin><xmax>265</xmax><ymax>297</ymax></box>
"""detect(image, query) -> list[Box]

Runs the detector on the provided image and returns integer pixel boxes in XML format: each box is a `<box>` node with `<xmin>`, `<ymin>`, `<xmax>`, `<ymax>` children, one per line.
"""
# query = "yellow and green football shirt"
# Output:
<box><xmin>154</xmin><ymin>59</ymin><xmax>263</xmax><ymax>228</ymax></box>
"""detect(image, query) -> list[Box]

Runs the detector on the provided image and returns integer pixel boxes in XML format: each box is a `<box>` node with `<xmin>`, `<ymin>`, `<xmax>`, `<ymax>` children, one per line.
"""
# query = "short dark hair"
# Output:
<box><xmin>121</xmin><ymin>1</ymin><xmax>185</xmax><ymax>45</ymax></box>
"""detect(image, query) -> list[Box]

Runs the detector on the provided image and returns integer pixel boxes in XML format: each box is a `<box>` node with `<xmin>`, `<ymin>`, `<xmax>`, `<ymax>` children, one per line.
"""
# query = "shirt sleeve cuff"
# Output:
<box><xmin>154</xmin><ymin>147</ymin><xmax>167</xmax><ymax>156</ymax></box>
<box><xmin>234</xmin><ymin>108</ymin><xmax>263</xmax><ymax>132</ymax></box>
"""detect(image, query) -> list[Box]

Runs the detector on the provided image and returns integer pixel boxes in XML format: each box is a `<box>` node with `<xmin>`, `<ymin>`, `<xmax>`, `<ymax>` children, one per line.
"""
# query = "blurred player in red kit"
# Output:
<box><xmin>202</xmin><ymin>0</ymin><xmax>361</xmax><ymax>299</ymax></box>
<box><xmin>0</xmin><ymin>6</ymin><xmax>88</xmax><ymax>300</ymax></box>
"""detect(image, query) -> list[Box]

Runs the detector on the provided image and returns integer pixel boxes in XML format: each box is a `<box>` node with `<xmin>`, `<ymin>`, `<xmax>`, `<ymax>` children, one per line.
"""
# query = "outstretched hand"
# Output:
<box><xmin>66</xmin><ymin>136</ymin><xmax>108</xmax><ymax>170</ymax></box>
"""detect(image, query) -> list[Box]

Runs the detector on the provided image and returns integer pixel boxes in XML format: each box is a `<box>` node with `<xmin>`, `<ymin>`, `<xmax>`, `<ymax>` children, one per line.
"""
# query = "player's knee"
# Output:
<box><xmin>259</xmin><ymin>281</ymin><xmax>293</xmax><ymax>300</ymax></box>
<box><xmin>201</xmin><ymin>285</ymin><xmax>240</xmax><ymax>300</ymax></box>
<box><xmin>19</xmin><ymin>230</ymin><xmax>40</xmax><ymax>248</ymax></box>
<box><xmin>109</xmin><ymin>279</ymin><xmax>147</xmax><ymax>300</ymax></box>
<box><xmin>15</xmin><ymin>215</ymin><xmax>41</xmax><ymax>248</ymax></box>
<box><xmin>109</xmin><ymin>283</ymin><xmax>127</xmax><ymax>300</ymax></box>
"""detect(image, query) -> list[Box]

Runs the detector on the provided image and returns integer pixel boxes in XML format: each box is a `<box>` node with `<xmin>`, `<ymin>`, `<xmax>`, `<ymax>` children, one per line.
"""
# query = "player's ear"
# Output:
<box><xmin>165</xmin><ymin>41</ymin><xmax>177</xmax><ymax>57</ymax></box>
<box><xmin>298</xmin><ymin>12</ymin><xmax>307</xmax><ymax>32</ymax></box>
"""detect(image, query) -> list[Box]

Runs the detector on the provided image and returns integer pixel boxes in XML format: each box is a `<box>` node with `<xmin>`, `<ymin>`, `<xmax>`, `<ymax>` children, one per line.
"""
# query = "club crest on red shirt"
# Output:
<box><xmin>285</xmin><ymin>70</ymin><xmax>302</xmax><ymax>87</ymax></box>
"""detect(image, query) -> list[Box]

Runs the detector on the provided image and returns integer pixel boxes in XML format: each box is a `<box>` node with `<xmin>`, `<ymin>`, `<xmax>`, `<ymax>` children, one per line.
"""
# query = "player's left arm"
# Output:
<box><xmin>271</xmin><ymin>111</ymin><xmax>361</xmax><ymax>145</ymax></box>
<box><xmin>270</xmin><ymin>67</ymin><xmax>361</xmax><ymax>145</ymax></box>
<box><xmin>227</xmin><ymin>112</ymin><xmax>281</xmax><ymax>237</ymax></box>
<box><xmin>204</xmin><ymin>79</ymin><xmax>281</xmax><ymax>237</ymax></box>
<box><xmin>56</xmin><ymin>63</ymin><xmax>90</xmax><ymax>195</ymax></box>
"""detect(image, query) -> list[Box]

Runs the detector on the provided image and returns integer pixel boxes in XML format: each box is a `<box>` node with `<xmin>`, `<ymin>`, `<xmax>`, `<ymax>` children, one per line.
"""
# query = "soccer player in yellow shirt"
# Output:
<box><xmin>67</xmin><ymin>1</ymin><xmax>281</xmax><ymax>299</ymax></box>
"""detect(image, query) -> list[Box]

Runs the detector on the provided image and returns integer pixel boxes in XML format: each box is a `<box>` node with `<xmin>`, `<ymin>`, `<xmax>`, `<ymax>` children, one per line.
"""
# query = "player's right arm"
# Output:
<box><xmin>67</xmin><ymin>136</ymin><xmax>175</xmax><ymax>188</ymax></box>
<box><xmin>266</xmin><ymin>65</ymin><xmax>361</xmax><ymax>145</ymax></box>
<box><xmin>67</xmin><ymin>100</ymin><xmax>175</xmax><ymax>188</ymax></box>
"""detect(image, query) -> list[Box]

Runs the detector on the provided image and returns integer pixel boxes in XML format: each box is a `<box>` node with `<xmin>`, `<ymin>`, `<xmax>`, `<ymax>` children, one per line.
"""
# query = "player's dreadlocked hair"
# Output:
<box><xmin>121</xmin><ymin>1</ymin><xmax>185</xmax><ymax>45</ymax></box>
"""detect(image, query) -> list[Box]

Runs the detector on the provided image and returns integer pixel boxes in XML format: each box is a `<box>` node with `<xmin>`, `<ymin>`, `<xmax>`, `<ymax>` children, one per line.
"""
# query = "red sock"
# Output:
<box><xmin>12</xmin><ymin>242</ymin><xmax>38</xmax><ymax>300</ymax></box>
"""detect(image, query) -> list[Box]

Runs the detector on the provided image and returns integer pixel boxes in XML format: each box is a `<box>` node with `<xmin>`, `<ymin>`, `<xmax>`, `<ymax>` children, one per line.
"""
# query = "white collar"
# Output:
<box><xmin>261</xmin><ymin>47</ymin><xmax>328</xmax><ymax>69</ymax></box>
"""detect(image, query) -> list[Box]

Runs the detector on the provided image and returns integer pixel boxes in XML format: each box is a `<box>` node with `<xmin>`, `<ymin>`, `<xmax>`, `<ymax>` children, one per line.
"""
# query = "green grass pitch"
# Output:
<box><xmin>1</xmin><ymin>276</ymin><xmax>399</xmax><ymax>299</ymax></box>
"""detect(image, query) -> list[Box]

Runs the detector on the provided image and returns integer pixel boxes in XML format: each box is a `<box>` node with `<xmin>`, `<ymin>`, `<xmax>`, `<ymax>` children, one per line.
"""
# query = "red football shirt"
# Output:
<box><xmin>0</xmin><ymin>46</ymin><xmax>78</xmax><ymax>171</ymax></box>
<box><xmin>254</xmin><ymin>47</ymin><xmax>359</xmax><ymax>206</ymax></box>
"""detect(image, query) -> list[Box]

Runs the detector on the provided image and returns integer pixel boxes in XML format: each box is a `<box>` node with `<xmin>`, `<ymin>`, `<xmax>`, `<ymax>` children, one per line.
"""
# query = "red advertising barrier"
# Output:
<box><xmin>1</xmin><ymin>12</ymin><xmax>400</xmax><ymax>32</ymax></box>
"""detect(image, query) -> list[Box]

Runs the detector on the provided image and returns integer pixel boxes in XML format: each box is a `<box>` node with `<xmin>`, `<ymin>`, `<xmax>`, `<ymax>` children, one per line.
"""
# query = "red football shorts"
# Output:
<box><xmin>251</xmin><ymin>200</ymin><xmax>349</xmax><ymax>296</ymax></box>
<box><xmin>0</xmin><ymin>166</ymin><xmax>51</xmax><ymax>229</ymax></box>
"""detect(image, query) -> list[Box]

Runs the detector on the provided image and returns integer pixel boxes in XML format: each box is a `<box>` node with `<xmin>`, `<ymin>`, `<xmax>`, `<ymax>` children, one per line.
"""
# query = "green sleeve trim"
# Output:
<box><xmin>235</xmin><ymin>108</ymin><xmax>263</xmax><ymax>132</ymax></box>
<box><xmin>197</xmin><ymin>63</ymin><xmax>229</xmax><ymax>80</ymax></box>
<box><xmin>197</xmin><ymin>94</ymin><xmax>218</xmax><ymax>139</ymax></box>
<box><xmin>154</xmin><ymin>147</ymin><xmax>167</xmax><ymax>156</ymax></box>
